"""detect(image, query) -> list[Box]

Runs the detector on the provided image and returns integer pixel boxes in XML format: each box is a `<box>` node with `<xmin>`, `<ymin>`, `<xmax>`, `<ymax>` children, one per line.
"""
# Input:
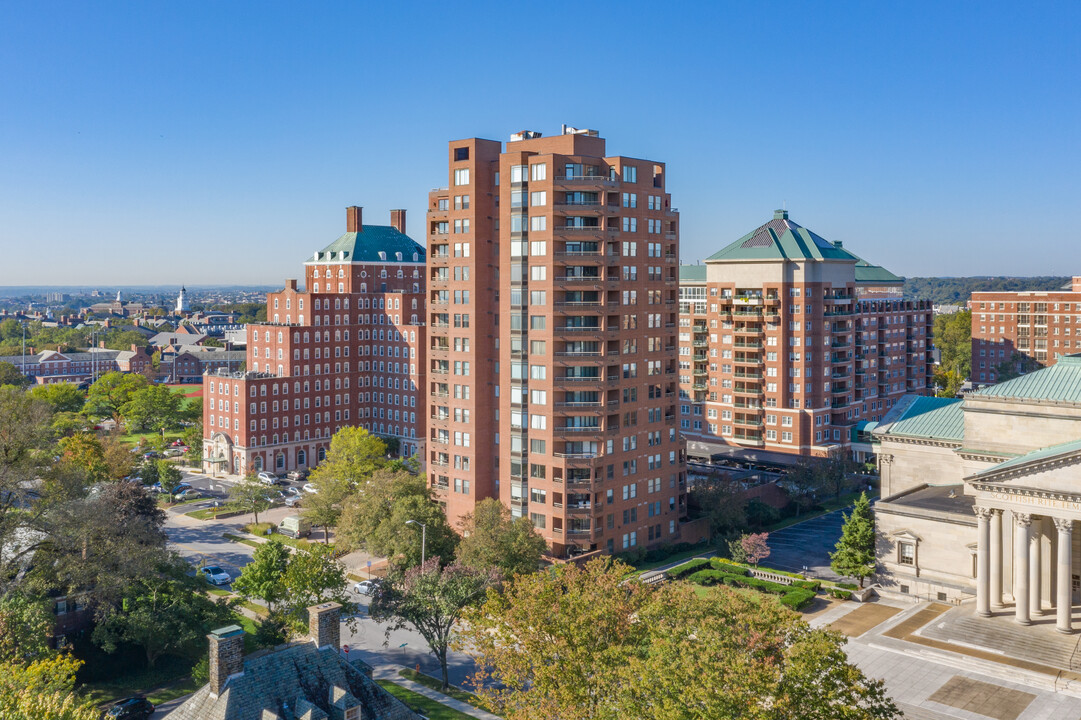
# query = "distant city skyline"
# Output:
<box><xmin>2</xmin><ymin>1</ymin><xmax>1079</xmax><ymax>285</ymax></box>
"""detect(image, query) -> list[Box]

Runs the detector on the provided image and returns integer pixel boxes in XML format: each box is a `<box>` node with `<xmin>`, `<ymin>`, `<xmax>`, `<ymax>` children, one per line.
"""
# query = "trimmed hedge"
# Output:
<box><xmin>828</xmin><ymin>588</ymin><xmax>853</xmax><ymax>600</ymax></box>
<box><xmin>667</xmin><ymin>558</ymin><xmax>713</xmax><ymax>579</ymax></box>
<box><xmin>836</xmin><ymin>582</ymin><xmax>858</xmax><ymax>590</ymax></box>
<box><xmin>779</xmin><ymin>588</ymin><xmax>816</xmax><ymax>610</ymax></box>
<box><xmin>793</xmin><ymin>580</ymin><xmax>822</xmax><ymax>592</ymax></box>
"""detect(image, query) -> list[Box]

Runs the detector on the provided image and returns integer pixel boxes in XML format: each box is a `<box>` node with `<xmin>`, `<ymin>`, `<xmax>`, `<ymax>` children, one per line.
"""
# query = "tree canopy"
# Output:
<box><xmin>830</xmin><ymin>492</ymin><xmax>877</xmax><ymax>588</ymax></box>
<box><xmin>85</xmin><ymin>371</ymin><xmax>149</xmax><ymax>424</ymax></box>
<box><xmin>456</xmin><ymin>498</ymin><xmax>547</xmax><ymax>577</ymax></box>
<box><xmin>121</xmin><ymin>385</ymin><xmax>184</xmax><ymax>432</ymax></box>
<box><xmin>29</xmin><ymin>383</ymin><xmax>85</xmax><ymax>413</ymax></box>
<box><xmin>933</xmin><ymin>310</ymin><xmax>971</xmax><ymax>397</ymax></box>
<box><xmin>457</xmin><ymin>558</ymin><xmax>899</xmax><ymax>720</ymax></box>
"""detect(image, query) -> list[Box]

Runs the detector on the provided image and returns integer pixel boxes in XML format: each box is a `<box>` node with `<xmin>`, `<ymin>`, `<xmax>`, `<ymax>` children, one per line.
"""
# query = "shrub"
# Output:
<box><xmin>836</xmin><ymin>582</ymin><xmax>858</xmax><ymax>590</ymax></box>
<box><xmin>793</xmin><ymin>580</ymin><xmax>821</xmax><ymax>592</ymax></box>
<box><xmin>687</xmin><ymin>570</ymin><xmax>729</xmax><ymax>587</ymax></box>
<box><xmin>828</xmin><ymin>588</ymin><xmax>853</xmax><ymax>600</ymax></box>
<box><xmin>245</xmin><ymin>522</ymin><xmax>274</xmax><ymax>536</ymax></box>
<box><xmin>779</xmin><ymin>588</ymin><xmax>816</xmax><ymax>611</ymax></box>
<box><xmin>709</xmin><ymin>558</ymin><xmax>749</xmax><ymax>575</ymax></box>
<box><xmin>191</xmin><ymin>656</ymin><xmax>209</xmax><ymax>685</ymax></box>
<box><xmin>667</xmin><ymin>558</ymin><xmax>710</xmax><ymax>579</ymax></box>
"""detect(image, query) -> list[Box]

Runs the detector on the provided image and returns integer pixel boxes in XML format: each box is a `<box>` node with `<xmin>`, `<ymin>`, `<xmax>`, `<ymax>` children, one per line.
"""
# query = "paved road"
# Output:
<box><xmin>765</xmin><ymin>508</ymin><xmax>848</xmax><ymax>580</ymax></box>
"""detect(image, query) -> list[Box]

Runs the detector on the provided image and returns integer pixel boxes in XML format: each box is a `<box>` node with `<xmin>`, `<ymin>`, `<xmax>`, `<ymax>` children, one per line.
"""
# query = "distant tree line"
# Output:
<box><xmin>904</xmin><ymin>276</ymin><xmax>1068</xmax><ymax>305</ymax></box>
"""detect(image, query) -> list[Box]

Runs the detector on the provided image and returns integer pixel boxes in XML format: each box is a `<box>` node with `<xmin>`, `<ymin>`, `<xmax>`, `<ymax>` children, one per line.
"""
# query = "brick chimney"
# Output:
<box><xmin>1073</xmin><ymin>276</ymin><xmax>1081</xmax><ymax>293</ymax></box>
<box><xmin>285</xmin><ymin>278</ymin><xmax>298</xmax><ymax>291</ymax></box>
<box><xmin>308</xmin><ymin>602</ymin><xmax>341</xmax><ymax>650</ymax></box>
<box><xmin>391</xmin><ymin>209</ymin><xmax>406</xmax><ymax>235</ymax></box>
<box><xmin>346</xmin><ymin>206</ymin><xmax>363</xmax><ymax>233</ymax></box>
<box><xmin>207</xmin><ymin>625</ymin><xmax>245</xmax><ymax>697</ymax></box>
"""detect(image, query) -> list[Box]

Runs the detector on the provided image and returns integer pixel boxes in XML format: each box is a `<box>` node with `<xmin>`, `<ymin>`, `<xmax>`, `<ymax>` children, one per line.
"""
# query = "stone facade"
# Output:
<box><xmin>309</xmin><ymin>602</ymin><xmax>341</xmax><ymax>650</ymax></box>
<box><xmin>208</xmin><ymin>626</ymin><xmax>245</xmax><ymax>697</ymax></box>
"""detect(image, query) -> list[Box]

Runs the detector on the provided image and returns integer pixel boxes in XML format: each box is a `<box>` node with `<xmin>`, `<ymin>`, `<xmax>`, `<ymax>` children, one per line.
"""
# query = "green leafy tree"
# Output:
<box><xmin>228</xmin><ymin>473</ymin><xmax>272</xmax><ymax>524</ymax></box>
<box><xmin>313</xmin><ymin>426</ymin><xmax>388</xmax><ymax>489</ymax></box>
<box><xmin>281</xmin><ymin>543</ymin><xmax>355</xmax><ymax>622</ymax></box>
<box><xmin>456</xmin><ymin>498</ymin><xmax>547</xmax><ymax>577</ymax></box>
<box><xmin>0</xmin><ymin>361</ymin><xmax>29</xmax><ymax>388</ymax></box>
<box><xmin>183</xmin><ymin>423</ymin><xmax>203</xmax><ymax>465</ymax></box>
<box><xmin>0</xmin><ymin>319</ymin><xmax>19</xmax><ymax>343</ymax></box>
<box><xmin>0</xmin><ymin>593</ymin><xmax>54</xmax><ymax>664</ymax></box>
<box><xmin>29</xmin><ymin>383</ymin><xmax>85</xmax><ymax>414</ymax></box>
<box><xmin>57</xmin><ymin>432</ymin><xmax>108</xmax><ymax>484</ymax></box>
<box><xmin>686</xmin><ymin>472</ymin><xmax>747</xmax><ymax>541</ymax></box>
<box><xmin>85</xmin><ymin>371</ymin><xmax>149</xmax><ymax>424</ymax></box>
<box><xmin>231</xmin><ymin>537</ymin><xmax>290</xmax><ymax>612</ymax></box>
<box><xmin>50</xmin><ymin>411</ymin><xmax>89</xmax><ymax>437</ymax></box>
<box><xmin>92</xmin><ymin>557</ymin><xmax>236</xmax><ymax>667</ymax></box>
<box><xmin>337</xmin><ymin>469</ymin><xmax>458</xmax><ymax>568</ymax></box>
<box><xmin>457</xmin><ymin>558</ymin><xmax>900</xmax><ymax>720</ymax></box>
<box><xmin>830</xmin><ymin>492</ymin><xmax>877</xmax><ymax>588</ymax></box>
<box><xmin>372</xmin><ymin>558</ymin><xmax>499</xmax><ymax>690</ymax></box>
<box><xmin>157</xmin><ymin>460</ymin><xmax>184</xmax><ymax>495</ymax></box>
<box><xmin>121</xmin><ymin>385</ymin><xmax>184</xmax><ymax>432</ymax></box>
<box><xmin>0</xmin><ymin>655</ymin><xmax>101</xmax><ymax>720</ymax></box>
<box><xmin>933</xmin><ymin>309</ymin><xmax>972</xmax><ymax>397</ymax></box>
<box><xmin>301</xmin><ymin>476</ymin><xmax>349</xmax><ymax>544</ymax></box>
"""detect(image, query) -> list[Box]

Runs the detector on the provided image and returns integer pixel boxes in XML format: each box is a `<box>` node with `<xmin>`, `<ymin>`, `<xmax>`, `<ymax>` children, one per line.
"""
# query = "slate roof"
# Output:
<box><xmin>308</xmin><ymin>225</ymin><xmax>426</xmax><ymax>264</ymax></box>
<box><xmin>971</xmin><ymin>354</ymin><xmax>1081</xmax><ymax>404</ymax></box>
<box><xmin>151</xmin><ymin>331</ymin><xmax>207</xmax><ymax>347</ymax></box>
<box><xmin>163</xmin><ymin>641</ymin><xmax>419</xmax><ymax>720</ymax></box>
<box><xmin>968</xmin><ymin>438</ymin><xmax>1081</xmax><ymax>480</ymax></box>
<box><xmin>705</xmin><ymin>210</ymin><xmax>862</xmax><ymax>263</ymax></box>
<box><xmin>873</xmin><ymin>395</ymin><xmax>965</xmax><ymax>442</ymax></box>
<box><xmin>679</xmin><ymin>265</ymin><xmax>707</xmax><ymax>282</ymax></box>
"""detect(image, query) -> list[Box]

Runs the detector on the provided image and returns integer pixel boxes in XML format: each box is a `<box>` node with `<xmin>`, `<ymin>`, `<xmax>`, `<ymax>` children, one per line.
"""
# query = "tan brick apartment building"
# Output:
<box><xmin>426</xmin><ymin>127</ymin><xmax>689</xmax><ymax>557</ymax></box>
<box><xmin>677</xmin><ymin>211</ymin><xmax>933</xmax><ymax>464</ymax></box>
<box><xmin>970</xmin><ymin>277</ymin><xmax>1081</xmax><ymax>386</ymax></box>
<box><xmin>202</xmin><ymin>207</ymin><xmax>426</xmax><ymax>476</ymax></box>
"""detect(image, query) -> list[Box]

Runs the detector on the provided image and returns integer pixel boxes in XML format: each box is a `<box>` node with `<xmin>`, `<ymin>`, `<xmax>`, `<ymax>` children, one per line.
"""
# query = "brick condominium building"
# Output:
<box><xmin>970</xmin><ymin>276</ymin><xmax>1081</xmax><ymax>386</ymax></box>
<box><xmin>202</xmin><ymin>207</ymin><xmax>426</xmax><ymax>476</ymax></box>
<box><xmin>677</xmin><ymin>211</ymin><xmax>933</xmax><ymax>464</ymax></box>
<box><xmin>426</xmin><ymin>127</ymin><xmax>689</xmax><ymax>557</ymax></box>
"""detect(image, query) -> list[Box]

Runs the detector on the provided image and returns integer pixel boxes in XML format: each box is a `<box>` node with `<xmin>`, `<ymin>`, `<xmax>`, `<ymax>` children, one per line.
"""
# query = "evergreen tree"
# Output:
<box><xmin>829</xmin><ymin>492</ymin><xmax>876</xmax><ymax>588</ymax></box>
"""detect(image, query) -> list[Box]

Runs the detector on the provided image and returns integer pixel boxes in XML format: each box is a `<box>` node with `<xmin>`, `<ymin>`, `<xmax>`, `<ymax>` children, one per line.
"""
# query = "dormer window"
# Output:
<box><xmin>413</xmin><ymin>252</ymin><xmax>419</xmax><ymax>262</ymax></box>
<box><xmin>378</xmin><ymin>251</ymin><xmax>386</xmax><ymax>261</ymax></box>
<box><xmin>396</xmin><ymin>251</ymin><xmax>403</xmax><ymax>261</ymax></box>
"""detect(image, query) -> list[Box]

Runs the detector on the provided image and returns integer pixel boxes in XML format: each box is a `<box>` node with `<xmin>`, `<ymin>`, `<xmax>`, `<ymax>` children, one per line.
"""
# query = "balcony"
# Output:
<box><xmin>733</xmin><ymin>417</ymin><xmax>763</xmax><ymax>427</ymax></box>
<box><xmin>692</xmin><ymin>339</ymin><xmax>708</xmax><ymax>347</ymax></box>
<box><xmin>554</xmin><ymin>426</ymin><xmax>603</xmax><ymax>436</ymax></box>
<box><xmin>554</xmin><ymin>452</ymin><xmax>599</xmax><ymax>460</ymax></box>
<box><xmin>692</xmin><ymin>368</ymin><xmax>708</xmax><ymax>376</ymax></box>
<box><xmin>734</xmin><ymin>327</ymin><xmax>764</xmax><ymax>336</ymax></box>
<box><xmin>555</xmin><ymin>175</ymin><xmax>618</xmax><ymax>187</ymax></box>
<box><xmin>566</xmin><ymin>503</ymin><xmax>595</xmax><ymax>516</ymax></box>
<box><xmin>555</xmin><ymin>350</ymin><xmax>604</xmax><ymax>357</ymax></box>
<box><xmin>733</xmin><ymin>433</ymin><xmax>765</xmax><ymax>447</ymax></box>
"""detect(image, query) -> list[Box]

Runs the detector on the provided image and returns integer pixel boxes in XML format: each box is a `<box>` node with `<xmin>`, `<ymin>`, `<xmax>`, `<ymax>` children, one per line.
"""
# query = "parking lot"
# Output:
<box><xmin>764</xmin><ymin>509</ymin><xmax>848</xmax><ymax>581</ymax></box>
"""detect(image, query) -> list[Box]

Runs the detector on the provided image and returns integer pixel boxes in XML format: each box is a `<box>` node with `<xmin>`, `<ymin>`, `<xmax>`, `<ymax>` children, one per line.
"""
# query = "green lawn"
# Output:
<box><xmin>223</xmin><ymin>532</ymin><xmax>261</xmax><ymax>549</ymax></box>
<box><xmin>186</xmin><ymin>507</ymin><xmax>242</xmax><ymax>520</ymax></box>
<box><xmin>398</xmin><ymin>668</ymin><xmax>481</xmax><ymax>708</ymax></box>
<box><xmin>375</xmin><ymin>680</ymin><xmax>477</xmax><ymax>720</ymax></box>
<box><xmin>119</xmin><ymin>430</ymin><xmax>185</xmax><ymax>447</ymax></box>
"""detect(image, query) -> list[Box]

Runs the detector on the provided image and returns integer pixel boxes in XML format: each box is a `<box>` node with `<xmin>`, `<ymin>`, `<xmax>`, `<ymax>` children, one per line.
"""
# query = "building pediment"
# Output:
<box><xmin>964</xmin><ymin>439</ymin><xmax>1081</xmax><ymax>494</ymax></box>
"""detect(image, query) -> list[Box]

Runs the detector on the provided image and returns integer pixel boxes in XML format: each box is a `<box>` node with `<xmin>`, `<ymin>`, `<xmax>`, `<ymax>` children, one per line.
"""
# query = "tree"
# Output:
<box><xmin>58</xmin><ymin>432</ymin><xmax>108</xmax><ymax>484</ymax></box>
<box><xmin>313</xmin><ymin>426</ymin><xmax>387</xmax><ymax>489</ymax></box>
<box><xmin>92</xmin><ymin>557</ymin><xmax>236</xmax><ymax>667</ymax></box>
<box><xmin>372</xmin><ymin>558</ymin><xmax>499</xmax><ymax>691</ymax></box>
<box><xmin>228</xmin><ymin>473</ymin><xmax>272</xmax><ymax>523</ymax></box>
<box><xmin>0</xmin><ymin>655</ymin><xmax>100</xmax><ymax>720</ymax></box>
<box><xmin>0</xmin><ymin>593</ymin><xmax>54</xmax><ymax>664</ymax></box>
<box><xmin>183</xmin><ymin>423</ymin><xmax>203</xmax><ymax>465</ymax></box>
<box><xmin>741</xmin><ymin>532</ymin><xmax>770</xmax><ymax>566</ymax></box>
<box><xmin>686</xmin><ymin>472</ymin><xmax>747</xmax><ymax>541</ymax></box>
<box><xmin>0</xmin><ymin>361</ymin><xmax>29</xmax><ymax>388</ymax></box>
<box><xmin>29</xmin><ymin>383</ymin><xmax>85</xmax><ymax>413</ymax></box>
<box><xmin>280</xmin><ymin>543</ymin><xmax>355</xmax><ymax>622</ymax></box>
<box><xmin>456</xmin><ymin>498</ymin><xmax>547</xmax><ymax>577</ymax></box>
<box><xmin>232</xmin><ymin>537</ymin><xmax>290</xmax><ymax>612</ymax></box>
<box><xmin>85</xmin><ymin>371</ymin><xmax>149</xmax><ymax>424</ymax></box>
<box><xmin>121</xmin><ymin>385</ymin><xmax>183</xmax><ymax>432</ymax></box>
<box><xmin>337</xmin><ymin>469</ymin><xmax>458</xmax><ymax>568</ymax></box>
<box><xmin>100</xmin><ymin>432</ymin><xmax>137</xmax><ymax>480</ymax></box>
<box><xmin>933</xmin><ymin>309</ymin><xmax>972</xmax><ymax>397</ymax></box>
<box><xmin>830</xmin><ymin>492</ymin><xmax>877</xmax><ymax>588</ymax></box>
<box><xmin>156</xmin><ymin>460</ymin><xmax>184</xmax><ymax>495</ymax></box>
<box><xmin>302</xmin><ymin>476</ymin><xmax>350</xmax><ymax>544</ymax></box>
<box><xmin>457</xmin><ymin>558</ymin><xmax>900</xmax><ymax>720</ymax></box>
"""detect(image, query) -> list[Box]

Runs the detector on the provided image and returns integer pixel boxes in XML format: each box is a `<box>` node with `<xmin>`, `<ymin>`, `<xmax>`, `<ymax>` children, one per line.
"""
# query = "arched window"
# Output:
<box><xmin>360</xmin><ymin>283</ymin><xmax>367</xmax><ymax>293</ymax></box>
<box><xmin>297</xmin><ymin>449</ymin><xmax>307</xmax><ymax>466</ymax></box>
<box><xmin>318</xmin><ymin>447</ymin><xmax>326</xmax><ymax>461</ymax></box>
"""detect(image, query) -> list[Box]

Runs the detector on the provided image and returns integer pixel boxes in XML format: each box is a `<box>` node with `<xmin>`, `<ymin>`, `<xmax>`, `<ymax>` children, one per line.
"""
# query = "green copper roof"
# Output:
<box><xmin>679</xmin><ymin>265</ymin><xmax>707</xmax><ymax>282</ymax></box>
<box><xmin>852</xmin><ymin>255</ymin><xmax>903</xmax><ymax>284</ymax></box>
<box><xmin>705</xmin><ymin>210</ymin><xmax>862</xmax><ymax>263</ymax></box>
<box><xmin>969</xmin><ymin>438</ymin><xmax>1081</xmax><ymax>479</ymax></box>
<box><xmin>972</xmin><ymin>354</ymin><xmax>1081</xmax><ymax>404</ymax></box>
<box><xmin>875</xmin><ymin>395</ymin><xmax>965</xmax><ymax>442</ymax></box>
<box><xmin>307</xmin><ymin>225</ymin><xmax>425</xmax><ymax>264</ymax></box>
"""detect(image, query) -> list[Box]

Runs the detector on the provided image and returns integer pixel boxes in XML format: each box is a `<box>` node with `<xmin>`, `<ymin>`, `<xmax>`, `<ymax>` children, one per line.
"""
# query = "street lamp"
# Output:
<box><xmin>405</xmin><ymin>519</ymin><xmax>427</xmax><ymax>566</ymax></box>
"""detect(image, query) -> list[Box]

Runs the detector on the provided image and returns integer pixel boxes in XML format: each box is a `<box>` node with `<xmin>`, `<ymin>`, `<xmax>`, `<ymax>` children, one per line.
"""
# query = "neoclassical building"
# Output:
<box><xmin>873</xmin><ymin>354</ymin><xmax>1081</xmax><ymax>632</ymax></box>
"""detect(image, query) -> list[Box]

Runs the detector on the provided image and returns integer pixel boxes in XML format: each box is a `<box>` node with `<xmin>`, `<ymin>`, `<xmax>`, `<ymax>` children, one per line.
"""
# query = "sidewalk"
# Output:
<box><xmin>368</xmin><ymin>663</ymin><xmax>501</xmax><ymax>720</ymax></box>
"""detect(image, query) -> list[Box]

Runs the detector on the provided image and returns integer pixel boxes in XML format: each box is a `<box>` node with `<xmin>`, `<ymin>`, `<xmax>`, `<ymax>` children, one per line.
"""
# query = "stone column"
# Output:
<box><xmin>975</xmin><ymin>507</ymin><xmax>992</xmax><ymax>617</ymax></box>
<box><xmin>1030</xmin><ymin>519</ymin><xmax>1043</xmax><ymax>616</ymax></box>
<box><xmin>1056</xmin><ymin>518</ymin><xmax>1074</xmax><ymax>634</ymax></box>
<box><xmin>990</xmin><ymin>509</ymin><xmax>1004</xmax><ymax>607</ymax></box>
<box><xmin>1015</xmin><ymin>513</ymin><xmax>1031</xmax><ymax>625</ymax></box>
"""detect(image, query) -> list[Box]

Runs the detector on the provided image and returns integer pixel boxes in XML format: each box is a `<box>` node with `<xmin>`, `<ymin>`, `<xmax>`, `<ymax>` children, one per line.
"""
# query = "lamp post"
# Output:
<box><xmin>405</xmin><ymin>519</ymin><xmax>427</xmax><ymax>566</ymax></box>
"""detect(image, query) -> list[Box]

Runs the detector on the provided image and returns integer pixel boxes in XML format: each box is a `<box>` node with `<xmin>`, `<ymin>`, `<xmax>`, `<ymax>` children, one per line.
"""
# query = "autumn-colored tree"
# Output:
<box><xmin>58</xmin><ymin>432</ymin><xmax>108</xmax><ymax>483</ymax></box>
<box><xmin>0</xmin><ymin>654</ymin><xmax>100</xmax><ymax>720</ymax></box>
<box><xmin>741</xmin><ymin>531</ymin><xmax>771</xmax><ymax>566</ymax></box>
<box><xmin>457</xmin><ymin>558</ymin><xmax>900</xmax><ymax>720</ymax></box>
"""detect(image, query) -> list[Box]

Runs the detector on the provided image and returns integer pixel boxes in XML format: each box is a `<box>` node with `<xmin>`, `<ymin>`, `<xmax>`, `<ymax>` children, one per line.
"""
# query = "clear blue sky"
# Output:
<box><xmin>1</xmin><ymin>1</ymin><xmax>1079</xmax><ymax>286</ymax></box>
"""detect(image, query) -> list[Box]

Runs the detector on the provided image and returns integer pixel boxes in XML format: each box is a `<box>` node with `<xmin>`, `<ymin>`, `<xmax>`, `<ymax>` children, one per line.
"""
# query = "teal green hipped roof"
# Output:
<box><xmin>972</xmin><ymin>354</ymin><xmax>1081</xmax><ymax>403</ymax></box>
<box><xmin>308</xmin><ymin>225</ymin><xmax>425</xmax><ymax>264</ymax></box>
<box><xmin>706</xmin><ymin>210</ymin><xmax>861</xmax><ymax>263</ymax></box>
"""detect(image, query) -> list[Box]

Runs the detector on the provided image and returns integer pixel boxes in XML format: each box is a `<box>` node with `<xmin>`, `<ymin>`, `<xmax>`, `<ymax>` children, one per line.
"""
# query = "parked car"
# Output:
<box><xmin>284</xmin><ymin>494</ymin><xmax>303</xmax><ymax>508</ymax></box>
<box><xmin>285</xmin><ymin>486</ymin><xmax>302</xmax><ymax>497</ymax></box>
<box><xmin>286</xmin><ymin>469</ymin><xmax>309</xmax><ymax>481</ymax></box>
<box><xmin>105</xmin><ymin>696</ymin><xmax>154</xmax><ymax>719</ymax></box>
<box><xmin>173</xmin><ymin>489</ymin><xmax>203</xmax><ymax>502</ymax></box>
<box><xmin>257</xmin><ymin>471</ymin><xmax>282</xmax><ymax>486</ymax></box>
<box><xmin>200</xmin><ymin>566</ymin><xmax>231</xmax><ymax>586</ymax></box>
<box><xmin>142</xmin><ymin>451</ymin><xmax>160</xmax><ymax>460</ymax></box>
<box><xmin>302</xmin><ymin>483</ymin><xmax>318</xmax><ymax>494</ymax></box>
<box><xmin>353</xmin><ymin>579</ymin><xmax>381</xmax><ymax>596</ymax></box>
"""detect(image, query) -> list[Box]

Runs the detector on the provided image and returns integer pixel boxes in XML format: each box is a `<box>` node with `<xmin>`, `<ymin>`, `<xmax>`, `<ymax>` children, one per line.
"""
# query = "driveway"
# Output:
<box><xmin>765</xmin><ymin>509</ymin><xmax>848</xmax><ymax>581</ymax></box>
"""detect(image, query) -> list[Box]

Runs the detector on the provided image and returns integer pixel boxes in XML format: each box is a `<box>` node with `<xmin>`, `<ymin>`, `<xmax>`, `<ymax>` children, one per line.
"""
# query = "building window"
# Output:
<box><xmin>898</xmin><ymin>542</ymin><xmax>915</xmax><ymax>566</ymax></box>
<box><xmin>454</xmin><ymin>168</ymin><xmax>470</xmax><ymax>186</ymax></box>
